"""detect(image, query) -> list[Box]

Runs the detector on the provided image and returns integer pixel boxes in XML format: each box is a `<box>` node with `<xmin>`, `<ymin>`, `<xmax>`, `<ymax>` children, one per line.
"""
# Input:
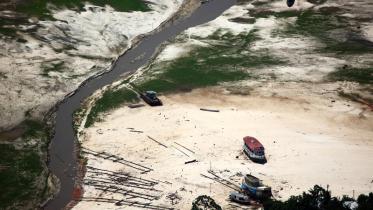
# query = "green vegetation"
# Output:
<box><xmin>40</xmin><ymin>61</ymin><xmax>65</xmax><ymax>77</ymax></box>
<box><xmin>85</xmin><ymin>88</ymin><xmax>138</xmax><ymax>127</ymax></box>
<box><xmin>0</xmin><ymin>0</ymin><xmax>150</xmax><ymax>37</ymax></box>
<box><xmin>23</xmin><ymin>120</ymin><xmax>46</xmax><ymax>139</ymax></box>
<box><xmin>264</xmin><ymin>185</ymin><xmax>373</xmax><ymax>210</ymax></box>
<box><xmin>135</xmin><ymin>30</ymin><xmax>284</xmax><ymax>93</ymax></box>
<box><xmin>328</xmin><ymin>66</ymin><xmax>373</xmax><ymax>84</ymax></box>
<box><xmin>269</xmin><ymin>9</ymin><xmax>373</xmax><ymax>54</ymax></box>
<box><xmin>338</xmin><ymin>91</ymin><xmax>373</xmax><ymax>106</ymax></box>
<box><xmin>0</xmin><ymin>119</ymin><xmax>49</xmax><ymax>209</ymax></box>
<box><xmin>191</xmin><ymin>195</ymin><xmax>222</xmax><ymax>210</ymax></box>
<box><xmin>15</xmin><ymin>0</ymin><xmax>150</xmax><ymax>18</ymax></box>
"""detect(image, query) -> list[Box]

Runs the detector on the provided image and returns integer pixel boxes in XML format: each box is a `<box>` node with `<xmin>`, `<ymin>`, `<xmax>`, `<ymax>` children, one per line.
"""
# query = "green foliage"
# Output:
<box><xmin>275</xmin><ymin>9</ymin><xmax>373</xmax><ymax>54</ymax></box>
<box><xmin>263</xmin><ymin>185</ymin><xmax>373</xmax><ymax>210</ymax></box>
<box><xmin>40</xmin><ymin>61</ymin><xmax>65</xmax><ymax>77</ymax></box>
<box><xmin>136</xmin><ymin>30</ymin><xmax>285</xmax><ymax>93</ymax></box>
<box><xmin>23</xmin><ymin>120</ymin><xmax>45</xmax><ymax>139</ymax></box>
<box><xmin>85</xmin><ymin>88</ymin><xmax>139</xmax><ymax>127</ymax></box>
<box><xmin>357</xmin><ymin>193</ymin><xmax>373</xmax><ymax>210</ymax></box>
<box><xmin>328</xmin><ymin>67</ymin><xmax>373</xmax><ymax>84</ymax></box>
<box><xmin>0</xmin><ymin>0</ymin><xmax>150</xmax><ymax>37</ymax></box>
<box><xmin>191</xmin><ymin>195</ymin><xmax>222</xmax><ymax>210</ymax></box>
<box><xmin>15</xmin><ymin>0</ymin><xmax>150</xmax><ymax>18</ymax></box>
<box><xmin>0</xmin><ymin>144</ymin><xmax>44</xmax><ymax>209</ymax></box>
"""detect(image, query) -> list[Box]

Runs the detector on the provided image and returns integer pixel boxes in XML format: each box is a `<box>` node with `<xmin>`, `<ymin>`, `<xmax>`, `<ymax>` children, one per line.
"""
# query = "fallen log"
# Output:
<box><xmin>200</xmin><ymin>108</ymin><xmax>220</xmax><ymax>112</ymax></box>
<box><xmin>184</xmin><ymin>159</ymin><xmax>197</xmax><ymax>164</ymax></box>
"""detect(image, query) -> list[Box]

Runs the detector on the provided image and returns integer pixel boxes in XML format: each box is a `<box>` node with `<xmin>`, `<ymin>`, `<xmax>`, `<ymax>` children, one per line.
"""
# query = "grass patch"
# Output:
<box><xmin>85</xmin><ymin>30</ymin><xmax>285</xmax><ymax>127</ymax></box>
<box><xmin>271</xmin><ymin>9</ymin><xmax>373</xmax><ymax>54</ymax></box>
<box><xmin>0</xmin><ymin>144</ymin><xmax>45</xmax><ymax>209</ymax></box>
<box><xmin>135</xmin><ymin>30</ymin><xmax>285</xmax><ymax>93</ymax></box>
<box><xmin>22</xmin><ymin>120</ymin><xmax>46</xmax><ymax>139</ymax></box>
<box><xmin>15</xmin><ymin>0</ymin><xmax>150</xmax><ymax>19</ymax></box>
<box><xmin>0</xmin><ymin>0</ymin><xmax>151</xmax><ymax>37</ymax></box>
<box><xmin>40</xmin><ymin>61</ymin><xmax>65</xmax><ymax>77</ymax></box>
<box><xmin>249</xmin><ymin>9</ymin><xmax>301</xmax><ymax>19</ymax></box>
<box><xmin>328</xmin><ymin>67</ymin><xmax>373</xmax><ymax>84</ymax></box>
<box><xmin>338</xmin><ymin>92</ymin><xmax>373</xmax><ymax>105</ymax></box>
<box><xmin>85</xmin><ymin>88</ymin><xmax>139</xmax><ymax>127</ymax></box>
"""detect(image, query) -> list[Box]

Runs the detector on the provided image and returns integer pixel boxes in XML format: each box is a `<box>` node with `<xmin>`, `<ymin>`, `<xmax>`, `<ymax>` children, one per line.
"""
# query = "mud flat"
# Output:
<box><xmin>77</xmin><ymin>87</ymin><xmax>373</xmax><ymax>209</ymax></box>
<box><xmin>75</xmin><ymin>0</ymin><xmax>373</xmax><ymax>209</ymax></box>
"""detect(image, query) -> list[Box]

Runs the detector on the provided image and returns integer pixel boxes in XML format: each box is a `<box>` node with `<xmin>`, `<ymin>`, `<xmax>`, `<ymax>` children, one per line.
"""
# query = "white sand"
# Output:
<box><xmin>76</xmin><ymin>86</ymin><xmax>373</xmax><ymax>210</ymax></box>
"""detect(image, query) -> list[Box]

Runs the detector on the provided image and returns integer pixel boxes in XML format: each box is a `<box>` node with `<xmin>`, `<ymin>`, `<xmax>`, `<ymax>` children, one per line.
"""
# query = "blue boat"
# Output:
<box><xmin>240</xmin><ymin>174</ymin><xmax>272</xmax><ymax>199</ymax></box>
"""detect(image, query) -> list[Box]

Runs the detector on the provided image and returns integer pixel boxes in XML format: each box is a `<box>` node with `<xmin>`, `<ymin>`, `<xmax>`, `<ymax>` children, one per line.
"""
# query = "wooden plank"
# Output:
<box><xmin>174</xmin><ymin>142</ymin><xmax>195</xmax><ymax>154</ymax></box>
<box><xmin>147</xmin><ymin>136</ymin><xmax>168</xmax><ymax>148</ymax></box>
<box><xmin>200</xmin><ymin>108</ymin><xmax>220</xmax><ymax>112</ymax></box>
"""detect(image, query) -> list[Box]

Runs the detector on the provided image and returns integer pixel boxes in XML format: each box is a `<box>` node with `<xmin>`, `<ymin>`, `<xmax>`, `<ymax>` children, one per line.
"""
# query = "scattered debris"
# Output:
<box><xmin>192</xmin><ymin>195</ymin><xmax>222</xmax><ymax>210</ymax></box>
<box><xmin>166</xmin><ymin>192</ymin><xmax>182</xmax><ymax>205</ymax></box>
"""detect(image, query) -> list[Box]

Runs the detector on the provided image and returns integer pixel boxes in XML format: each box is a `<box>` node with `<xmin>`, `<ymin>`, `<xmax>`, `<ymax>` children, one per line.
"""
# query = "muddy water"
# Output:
<box><xmin>44</xmin><ymin>0</ymin><xmax>236</xmax><ymax>209</ymax></box>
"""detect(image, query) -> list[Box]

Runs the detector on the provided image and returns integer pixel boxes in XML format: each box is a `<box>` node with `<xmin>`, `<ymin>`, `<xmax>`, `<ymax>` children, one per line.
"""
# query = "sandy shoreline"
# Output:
<box><xmin>76</xmin><ymin>86</ymin><xmax>373</xmax><ymax>209</ymax></box>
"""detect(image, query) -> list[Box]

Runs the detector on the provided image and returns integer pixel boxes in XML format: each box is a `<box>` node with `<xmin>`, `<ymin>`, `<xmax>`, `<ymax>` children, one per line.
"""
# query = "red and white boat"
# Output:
<box><xmin>243</xmin><ymin>136</ymin><xmax>266</xmax><ymax>162</ymax></box>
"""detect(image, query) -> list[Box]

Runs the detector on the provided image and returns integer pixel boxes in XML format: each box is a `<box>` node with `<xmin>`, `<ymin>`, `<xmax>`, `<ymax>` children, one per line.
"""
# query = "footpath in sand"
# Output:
<box><xmin>76</xmin><ymin>87</ymin><xmax>373</xmax><ymax>210</ymax></box>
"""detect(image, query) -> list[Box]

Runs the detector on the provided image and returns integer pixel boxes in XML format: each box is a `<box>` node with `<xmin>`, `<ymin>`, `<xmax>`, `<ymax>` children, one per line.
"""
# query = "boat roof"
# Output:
<box><xmin>243</xmin><ymin>136</ymin><xmax>264</xmax><ymax>150</ymax></box>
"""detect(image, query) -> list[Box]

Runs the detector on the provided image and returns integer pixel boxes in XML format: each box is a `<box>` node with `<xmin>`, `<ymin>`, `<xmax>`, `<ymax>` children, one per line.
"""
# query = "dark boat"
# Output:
<box><xmin>140</xmin><ymin>91</ymin><xmax>162</xmax><ymax>106</ymax></box>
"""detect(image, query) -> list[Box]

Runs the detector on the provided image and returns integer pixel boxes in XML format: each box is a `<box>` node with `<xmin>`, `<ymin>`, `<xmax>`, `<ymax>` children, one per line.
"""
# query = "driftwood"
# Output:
<box><xmin>200</xmin><ymin>108</ymin><xmax>220</xmax><ymax>112</ymax></box>
<box><xmin>147</xmin><ymin>136</ymin><xmax>167</xmax><ymax>148</ymax></box>
<box><xmin>174</xmin><ymin>142</ymin><xmax>195</xmax><ymax>154</ymax></box>
<box><xmin>128</xmin><ymin>104</ymin><xmax>145</xmax><ymax>109</ymax></box>
<box><xmin>172</xmin><ymin>145</ymin><xmax>190</xmax><ymax>157</ymax></box>
<box><xmin>184</xmin><ymin>159</ymin><xmax>197</xmax><ymax>164</ymax></box>
<box><xmin>82</xmin><ymin>148</ymin><xmax>152</xmax><ymax>173</ymax></box>
<box><xmin>201</xmin><ymin>171</ymin><xmax>241</xmax><ymax>191</ymax></box>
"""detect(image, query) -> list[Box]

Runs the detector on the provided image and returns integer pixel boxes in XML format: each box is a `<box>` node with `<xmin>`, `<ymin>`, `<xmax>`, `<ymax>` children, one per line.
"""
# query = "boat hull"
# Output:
<box><xmin>243</xmin><ymin>145</ymin><xmax>266</xmax><ymax>163</ymax></box>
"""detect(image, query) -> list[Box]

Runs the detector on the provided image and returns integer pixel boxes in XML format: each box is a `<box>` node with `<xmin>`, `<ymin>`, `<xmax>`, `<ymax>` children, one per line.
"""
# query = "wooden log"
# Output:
<box><xmin>147</xmin><ymin>136</ymin><xmax>167</xmax><ymax>148</ymax></box>
<box><xmin>200</xmin><ymin>108</ymin><xmax>220</xmax><ymax>112</ymax></box>
<box><xmin>174</xmin><ymin>142</ymin><xmax>195</xmax><ymax>154</ymax></box>
<box><xmin>128</xmin><ymin>104</ymin><xmax>145</xmax><ymax>109</ymax></box>
<box><xmin>184</xmin><ymin>159</ymin><xmax>197</xmax><ymax>164</ymax></box>
<box><xmin>172</xmin><ymin>145</ymin><xmax>189</xmax><ymax>157</ymax></box>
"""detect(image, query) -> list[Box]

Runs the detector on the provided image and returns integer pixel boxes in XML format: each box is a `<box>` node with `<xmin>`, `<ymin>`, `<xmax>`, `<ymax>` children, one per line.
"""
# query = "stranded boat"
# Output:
<box><xmin>140</xmin><ymin>90</ymin><xmax>162</xmax><ymax>106</ymax></box>
<box><xmin>243</xmin><ymin>136</ymin><xmax>266</xmax><ymax>163</ymax></box>
<box><xmin>229</xmin><ymin>191</ymin><xmax>251</xmax><ymax>205</ymax></box>
<box><xmin>240</xmin><ymin>174</ymin><xmax>272</xmax><ymax>199</ymax></box>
